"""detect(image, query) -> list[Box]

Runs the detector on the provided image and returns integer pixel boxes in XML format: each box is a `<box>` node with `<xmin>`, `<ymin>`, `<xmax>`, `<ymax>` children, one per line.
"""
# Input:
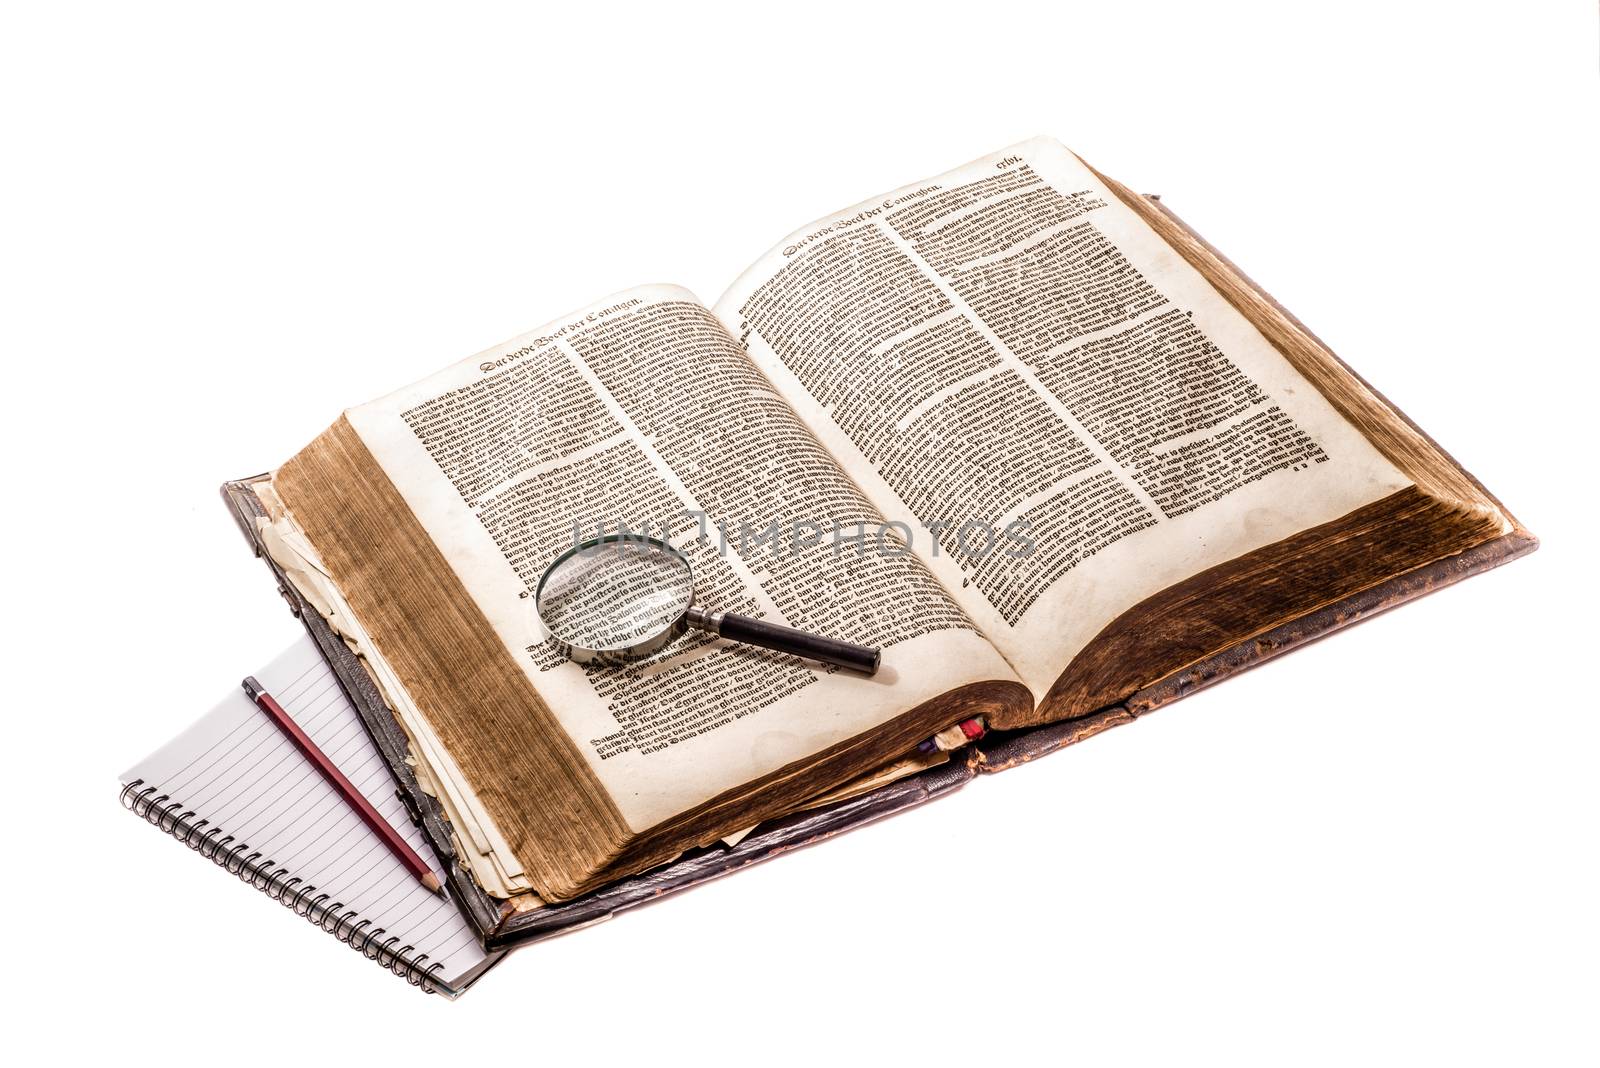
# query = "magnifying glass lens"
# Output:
<box><xmin>536</xmin><ymin>539</ymin><xmax>694</xmax><ymax>654</ymax></box>
<box><xmin>535</xmin><ymin>534</ymin><xmax>880</xmax><ymax>674</ymax></box>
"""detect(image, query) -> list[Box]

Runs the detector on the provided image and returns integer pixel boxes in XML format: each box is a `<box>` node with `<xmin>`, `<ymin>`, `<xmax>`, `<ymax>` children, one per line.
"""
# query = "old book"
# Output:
<box><xmin>241</xmin><ymin>137</ymin><xmax>1532</xmax><ymax>915</ymax></box>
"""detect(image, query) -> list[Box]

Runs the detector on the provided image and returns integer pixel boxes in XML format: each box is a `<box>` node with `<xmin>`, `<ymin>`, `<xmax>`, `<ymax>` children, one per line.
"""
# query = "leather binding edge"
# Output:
<box><xmin>221</xmin><ymin>476</ymin><xmax>506</xmax><ymax>943</ymax></box>
<box><xmin>976</xmin><ymin>526</ymin><xmax>1536</xmax><ymax>771</ymax></box>
<box><xmin>221</xmin><ymin>196</ymin><xmax>1537</xmax><ymax>951</ymax></box>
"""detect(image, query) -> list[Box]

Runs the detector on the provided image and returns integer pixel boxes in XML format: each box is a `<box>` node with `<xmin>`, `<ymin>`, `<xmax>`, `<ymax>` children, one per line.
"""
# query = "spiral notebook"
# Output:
<box><xmin>119</xmin><ymin>637</ymin><xmax>502</xmax><ymax>996</ymax></box>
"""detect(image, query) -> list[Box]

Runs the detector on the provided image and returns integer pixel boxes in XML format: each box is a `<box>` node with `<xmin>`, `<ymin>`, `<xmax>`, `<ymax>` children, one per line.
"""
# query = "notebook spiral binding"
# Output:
<box><xmin>120</xmin><ymin>778</ymin><xmax>449</xmax><ymax>993</ymax></box>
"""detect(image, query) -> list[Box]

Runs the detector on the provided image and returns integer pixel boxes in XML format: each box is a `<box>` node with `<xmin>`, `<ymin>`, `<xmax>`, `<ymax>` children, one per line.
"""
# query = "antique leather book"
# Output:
<box><xmin>225</xmin><ymin>139</ymin><xmax>1534</xmax><ymax>947</ymax></box>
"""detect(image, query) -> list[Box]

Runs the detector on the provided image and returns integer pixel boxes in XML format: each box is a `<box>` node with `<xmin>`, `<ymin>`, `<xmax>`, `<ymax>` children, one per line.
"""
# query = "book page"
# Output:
<box><xmin>714</xmin><ymin>137</ymin><xmax>1411</xmax><ymax>694</ymax></box>
<box><xmin>339</xmin><ymin>286</ymin><xmax>1020</xmax><ymax>832</ymax></box>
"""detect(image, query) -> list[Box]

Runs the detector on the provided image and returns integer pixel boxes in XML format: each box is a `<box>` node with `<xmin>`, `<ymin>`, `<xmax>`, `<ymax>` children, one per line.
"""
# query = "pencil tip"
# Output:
<box><xmin>423</xmin><ymin>872</ymin><xmax>445</xmax><ymax>896</ymax></box>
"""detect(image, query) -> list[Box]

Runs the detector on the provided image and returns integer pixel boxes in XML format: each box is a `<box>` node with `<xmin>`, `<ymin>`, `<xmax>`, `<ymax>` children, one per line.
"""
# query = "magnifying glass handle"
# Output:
<box><xmin>686</xmin><ymin>608</ymin><xmax>880</xmax><ymax>675</ymax></box>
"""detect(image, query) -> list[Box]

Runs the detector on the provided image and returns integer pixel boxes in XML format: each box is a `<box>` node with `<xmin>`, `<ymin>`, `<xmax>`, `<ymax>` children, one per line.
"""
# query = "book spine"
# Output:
<box><xmin>118</xmin><ymin>779</ymin><xmax>450</xmax><ymax>994</ymax></box>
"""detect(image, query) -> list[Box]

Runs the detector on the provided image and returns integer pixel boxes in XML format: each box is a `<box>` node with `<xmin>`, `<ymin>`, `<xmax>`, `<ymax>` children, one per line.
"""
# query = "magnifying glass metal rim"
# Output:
<box><xmin>534</xmin><ymin>532</ymin><xmax>882</xmax><ymax>675</ymax></box>
<box><xmin>533</xmin><ymin>534</ymin><xmax>696</xmax><ymax>664</ymax></box>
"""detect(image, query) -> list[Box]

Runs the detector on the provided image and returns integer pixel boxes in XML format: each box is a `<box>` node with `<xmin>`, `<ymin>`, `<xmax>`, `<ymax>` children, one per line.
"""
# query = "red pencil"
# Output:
<box><xmin>242</xmin><ymin>676</ymin><xmax>445</xmax><ymax>896</ymax></box>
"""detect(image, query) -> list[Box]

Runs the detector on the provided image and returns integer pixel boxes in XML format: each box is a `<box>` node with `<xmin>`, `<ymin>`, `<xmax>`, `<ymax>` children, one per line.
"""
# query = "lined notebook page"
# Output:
<box><xmin>121</xmin><ymin>637</ymin><xmax>489</xmax><ymax>987</ymax></box>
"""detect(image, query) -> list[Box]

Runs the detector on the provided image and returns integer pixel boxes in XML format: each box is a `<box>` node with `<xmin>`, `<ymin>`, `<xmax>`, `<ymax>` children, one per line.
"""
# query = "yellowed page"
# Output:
<box><xmin>337</xmin><ymin>287</ymin><xmax>1018</xmax><ymax>832</ymax></box>
<box><xmin>714</xmin><ymin>137</ymin><xmax>1411</xmax><ymax>695</ymax></box>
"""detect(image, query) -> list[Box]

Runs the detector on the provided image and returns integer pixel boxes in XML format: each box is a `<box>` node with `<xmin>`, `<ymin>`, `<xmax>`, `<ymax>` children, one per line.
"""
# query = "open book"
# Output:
<box><xmin>254</xmin><ymin>137</ymin><xmax>1523</xmax><ymax>904</ymax></box>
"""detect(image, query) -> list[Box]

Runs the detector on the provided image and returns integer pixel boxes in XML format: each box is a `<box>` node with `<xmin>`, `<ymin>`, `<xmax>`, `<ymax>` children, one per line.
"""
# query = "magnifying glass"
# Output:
<box><xmin>534</xmin><ymin>535</ymin><xmax>880</xmax><ymax>675</ymax></box>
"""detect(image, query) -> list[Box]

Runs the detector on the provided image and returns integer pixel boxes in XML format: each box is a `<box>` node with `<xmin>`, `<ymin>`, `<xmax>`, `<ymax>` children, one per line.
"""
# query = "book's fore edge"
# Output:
<box><xmin>276</xmin><ymin>416</ymin><xmax>640</xmax><ymax>901</ymax></box>
<box><xmin>1120</xmin><ymin>526</ymin><xmax>1537</xmax><ymax>717</ymax></box>
<box><xmin>976</xmin><ymin>524</ymin><xmax>1537</xmax><ymax>771</ymax></box>
<box><xmin>220</xmin><ymin>478</ymin><xmax>508</xmax><ymax>944</ymax></box>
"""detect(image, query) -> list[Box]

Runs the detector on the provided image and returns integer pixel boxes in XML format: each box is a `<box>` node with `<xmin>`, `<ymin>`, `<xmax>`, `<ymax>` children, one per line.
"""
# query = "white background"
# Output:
<box><xmin>3</xmin><ymin>2</ymin><xmax>1596</xmax><ymax>1064</ymax></box>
